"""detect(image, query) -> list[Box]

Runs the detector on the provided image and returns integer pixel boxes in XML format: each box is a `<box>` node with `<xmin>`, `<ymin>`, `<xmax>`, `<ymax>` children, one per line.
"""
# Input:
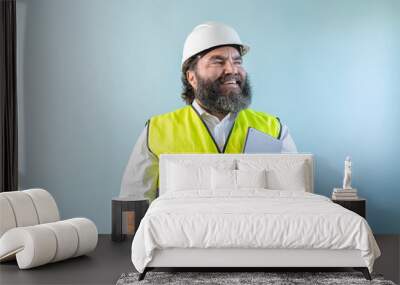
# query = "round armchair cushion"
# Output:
<box><xmin>0</xmin><ymin>189</ymin><xmax>60</xmax><ymax>237</ymax></box>
<box><xmin>0</xmin><ymin>218</ymin><xmax>98</xmax><ymax>269</ymax></box>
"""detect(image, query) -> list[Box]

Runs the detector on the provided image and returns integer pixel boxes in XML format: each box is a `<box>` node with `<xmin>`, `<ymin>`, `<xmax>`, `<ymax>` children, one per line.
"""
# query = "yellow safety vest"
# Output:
<box><xmin>146</xmin><ymin>105</ymin><xmax>281</xmax><ymax>200</ymax></box>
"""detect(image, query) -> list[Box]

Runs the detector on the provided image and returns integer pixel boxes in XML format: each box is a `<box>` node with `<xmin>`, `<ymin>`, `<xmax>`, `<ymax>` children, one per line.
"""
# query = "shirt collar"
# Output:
<box><xmin>192</xmin><ymin>99</ymin><xmax>207</xmax><ymax>116</ymax></box>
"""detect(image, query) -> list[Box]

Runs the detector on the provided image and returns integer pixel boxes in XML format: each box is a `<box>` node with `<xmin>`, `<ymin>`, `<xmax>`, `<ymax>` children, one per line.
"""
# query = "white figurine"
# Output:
<box><xmin>342</xmin><ymin>156</ymin><xmax>352</xmax><ymax>190</ymax></box>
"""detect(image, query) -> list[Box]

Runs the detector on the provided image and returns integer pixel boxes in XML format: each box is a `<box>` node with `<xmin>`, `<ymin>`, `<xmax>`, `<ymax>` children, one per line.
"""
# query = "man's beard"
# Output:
<box><xmin>193</xmin><ymin>72</ymin><xmax>252</xmax><ymax>114</ymax></box>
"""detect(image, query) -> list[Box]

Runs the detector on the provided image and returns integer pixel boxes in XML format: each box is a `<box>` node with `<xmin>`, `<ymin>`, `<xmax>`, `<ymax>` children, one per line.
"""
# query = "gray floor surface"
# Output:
<box><xmin>0</xmin><ymin>234</ymin><xmax>398</xmax><ymax>285</ymax></box>
<box><xmin>0</xmin><ymin>235</ymin><xmax>133</xmax><ymax>285</ymax></box>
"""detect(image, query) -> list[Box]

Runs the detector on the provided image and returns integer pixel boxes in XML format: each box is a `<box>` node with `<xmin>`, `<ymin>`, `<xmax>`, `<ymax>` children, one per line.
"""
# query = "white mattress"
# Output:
<box><xmin>131</xmin><ymin>190</ymin><xmax>380</xmax><ymax>273</ymax></box>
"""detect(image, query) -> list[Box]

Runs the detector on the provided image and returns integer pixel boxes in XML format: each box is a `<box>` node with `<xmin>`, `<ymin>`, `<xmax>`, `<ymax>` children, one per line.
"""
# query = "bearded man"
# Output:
<box><xmin>120</xmin><ymin>22</ymin><xmax>297</xmax><ymax>201</ymax></box>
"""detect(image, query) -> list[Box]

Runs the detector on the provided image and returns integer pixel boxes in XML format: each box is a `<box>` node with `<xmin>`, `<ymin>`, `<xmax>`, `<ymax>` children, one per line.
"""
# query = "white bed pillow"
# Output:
<box><xmin>165</xmin><ymin>159</ymin><xmax>236</xmax><ymax>192</ymax></box>
<box><xmin>167</xmin><ymin>162</ymin><xmax>211</xmax><ymax>191</ymax></box>
<box><xmin>237</xmin><ymin>159</ymin><xmax>308</xmax><ymax>191</ymax></box>
<box><xmin>211</xmin><ymin>168</ymin><xmax>236</xmax><ymax>190</ymax></box>
<box><xmin>211</xmin><ymin>168</ymin><xmax>268</xmax><ymax>190</ymax></box>
<box><xmin>236</xmin><ymin>169</ymin><xmax>268</xmax><ymax>189</ymax></box>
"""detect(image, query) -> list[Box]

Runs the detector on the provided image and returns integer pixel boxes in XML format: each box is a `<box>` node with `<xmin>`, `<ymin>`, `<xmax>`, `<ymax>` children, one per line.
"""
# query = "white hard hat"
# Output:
<box><xmin>181</xmin><ymin>21</ymin><xmax>250</xmax><ymax>68</ymax></box>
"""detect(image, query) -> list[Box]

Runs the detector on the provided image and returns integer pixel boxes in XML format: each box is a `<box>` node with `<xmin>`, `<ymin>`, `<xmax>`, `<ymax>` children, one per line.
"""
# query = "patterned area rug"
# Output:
<box><xmin>116</xmin><ymin>271</ymin><xmax>396</xmax><ymax>285</ymax></box>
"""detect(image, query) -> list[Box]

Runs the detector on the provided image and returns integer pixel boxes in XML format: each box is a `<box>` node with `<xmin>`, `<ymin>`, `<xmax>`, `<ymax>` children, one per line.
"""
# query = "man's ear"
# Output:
<box><xmin>186</xmin><ymin>70</ymin><xmax>197</xmax><ymax>90</ymax></box>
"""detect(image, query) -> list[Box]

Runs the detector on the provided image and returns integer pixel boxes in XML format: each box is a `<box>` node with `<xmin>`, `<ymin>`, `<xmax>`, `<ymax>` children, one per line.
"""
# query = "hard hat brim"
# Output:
<box><xmin>241</xmin><ymin>44</ymin><xmax>250</xmax><ymax>56</ymax></box>
<box><xmin>181</xmin><ymin>43</ymin><xmax>250</xmax><ymax>70</ymax></box>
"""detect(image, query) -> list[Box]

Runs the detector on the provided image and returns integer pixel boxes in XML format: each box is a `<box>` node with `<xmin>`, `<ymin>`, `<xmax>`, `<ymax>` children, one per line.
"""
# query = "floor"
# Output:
<box><xmin>0</xmin><ymin>235</ymin><xmax>399</xmax><ymax>285</ymax></box>
<box><xmin>0</xmin><ymin>235</ymin><xmax>133</xmax><ymax>285</ymax></box>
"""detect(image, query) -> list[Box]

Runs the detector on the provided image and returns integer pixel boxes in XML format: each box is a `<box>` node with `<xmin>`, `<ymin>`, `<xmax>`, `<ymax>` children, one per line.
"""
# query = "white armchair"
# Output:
<box><xmin>0</xmin><ymin>188</ymin><xmax>98</xmax><ymax>269</ymax></box>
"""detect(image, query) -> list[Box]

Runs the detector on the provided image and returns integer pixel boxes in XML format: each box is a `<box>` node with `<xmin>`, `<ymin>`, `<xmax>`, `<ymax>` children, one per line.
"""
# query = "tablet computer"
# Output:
<box><xmin>243</xmin><ymin>127</ymin><xmax>282</xmax><ymax>153</ymax></box>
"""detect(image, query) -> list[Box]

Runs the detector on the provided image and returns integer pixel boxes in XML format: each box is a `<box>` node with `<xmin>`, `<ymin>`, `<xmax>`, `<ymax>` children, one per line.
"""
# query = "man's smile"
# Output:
<box><xmin>218</xmin><ymin>76</ymin><xmax>242</xmax><ymax>90</ymax></box>
<box><xmin>220</xmin><ymin>82</ymin><xmax>240</xmax><ymax>91</ymax></box>
<box><xmin>222</xmin><ymin>80</ymin><xmax>239</xmax><ymax>85</ymax></box>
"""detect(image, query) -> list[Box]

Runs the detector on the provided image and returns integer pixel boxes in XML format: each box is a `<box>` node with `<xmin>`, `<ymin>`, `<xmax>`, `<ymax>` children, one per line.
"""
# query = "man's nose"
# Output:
<box><xmin>223</xmin><ymin>60</ymin><xmax>238</xmax><ymax>74</ymax></box>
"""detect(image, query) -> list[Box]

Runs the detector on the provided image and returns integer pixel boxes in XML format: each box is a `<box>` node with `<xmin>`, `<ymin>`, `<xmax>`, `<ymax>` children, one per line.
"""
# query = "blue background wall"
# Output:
<box><xmin>16</xmin><ymin>0</ymin><xmax>400</xmax><ymax>234</ymax></box>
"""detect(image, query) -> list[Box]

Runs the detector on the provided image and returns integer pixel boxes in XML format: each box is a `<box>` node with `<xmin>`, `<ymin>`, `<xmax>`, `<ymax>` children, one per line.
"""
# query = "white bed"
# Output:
<box><xmin>131</xmin><ymin>154</ymin><xmax>380</xmax><ymax>280</ymax></box>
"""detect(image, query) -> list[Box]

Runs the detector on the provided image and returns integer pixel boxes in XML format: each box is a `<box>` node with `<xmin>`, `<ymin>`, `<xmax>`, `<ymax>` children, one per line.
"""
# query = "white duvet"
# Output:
<box><xmin>131</xmin><ymin>190</ymin><xmax>380</xmax><ymax>273</ymax></box>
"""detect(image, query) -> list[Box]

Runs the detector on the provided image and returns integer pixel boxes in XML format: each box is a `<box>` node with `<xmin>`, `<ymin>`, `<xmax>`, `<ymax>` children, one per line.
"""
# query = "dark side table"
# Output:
<box><xmin>332</xmin><ymin>198</ymin><xmax>366</xmax><ymax>218</ymax></box>
<box><xmin>112</xmin><ymin>197</ymin><xmax>149</xmax><ymax>242</ymax></box>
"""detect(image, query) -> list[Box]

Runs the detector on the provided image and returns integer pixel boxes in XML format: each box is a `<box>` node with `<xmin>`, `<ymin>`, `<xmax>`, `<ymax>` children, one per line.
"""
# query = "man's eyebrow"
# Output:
<box><xmin>208</xmin><ymin>55</ymin><xmax>243</xmax><ymax>61</ymax></box>
<box><xmin>208</xmin><ymin>55</ymin><xmax>226</xmax><ymax>61</ymax></box>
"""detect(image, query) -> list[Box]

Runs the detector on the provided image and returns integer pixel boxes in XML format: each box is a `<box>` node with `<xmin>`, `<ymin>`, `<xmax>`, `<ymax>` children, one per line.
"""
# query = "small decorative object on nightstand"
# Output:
<box><xmin>332</xmin><ymin>156</ymin><xmax>359</xmax><ymax>199</ymax></box>
<box><xmin>332</xmin><ymin>197</ymin><xmax>366</xmax><ymax>218</ymax></box>
<box><xmin>332</xmin><ymin>187</ymin><xmax>358</xmax><ymax>200</ymax></box>
<box><xmin>112</xmin><ymin>197</ymin><xmax>149</xmax><ymax>242</ymax></box>
<box><xmin>342</xmin><ymin>155</ymin><xmax>353</xmax><ymax>190</ymax></box>
<box><xmin>331</xmin><ymin>155</ymin><xmax>366</xmax><ymax>218</ymax></box>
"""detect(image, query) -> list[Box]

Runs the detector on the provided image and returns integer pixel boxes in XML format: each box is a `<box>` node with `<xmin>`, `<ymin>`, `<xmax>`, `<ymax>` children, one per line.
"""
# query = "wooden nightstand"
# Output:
<box><xmin>112</xmin><ymin>197</ymin><xmax>149</xmax><ymax>242</ymax></box>
<box><xmin>332</xmin><ymin>198</ymin><xmax>366</xmax><ymax>218</ymax></box>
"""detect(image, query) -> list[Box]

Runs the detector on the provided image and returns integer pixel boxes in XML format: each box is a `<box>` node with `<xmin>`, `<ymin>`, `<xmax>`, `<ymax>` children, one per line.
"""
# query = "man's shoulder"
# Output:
<box><xmin>242</xmin><ymin>108</ymin><xmax>279</xmax><ymax>121</ymax></box>
<box><xmin>150</xmin><ymin>105</ymin><xmax>192</xmax><ymax>121</ymax></box>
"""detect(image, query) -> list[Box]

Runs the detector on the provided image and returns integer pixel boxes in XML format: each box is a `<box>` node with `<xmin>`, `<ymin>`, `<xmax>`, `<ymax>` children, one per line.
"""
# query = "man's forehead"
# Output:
<box><xmin>202</xmin><ymin>46</ymin><xmax>242</xmax><ymax>59</ymax></box>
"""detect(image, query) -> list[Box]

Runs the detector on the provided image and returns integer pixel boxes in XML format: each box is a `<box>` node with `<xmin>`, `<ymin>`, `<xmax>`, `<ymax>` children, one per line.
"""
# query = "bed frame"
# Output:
<box><xmin>141</xmin><ymin>248</ymin><xmax>371</xmax><ymax>280</ymax></box>
<box><xmin>138</xmin><ymin>154</ymin><xmax>372</xmax><ymax>280</ymax></box>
